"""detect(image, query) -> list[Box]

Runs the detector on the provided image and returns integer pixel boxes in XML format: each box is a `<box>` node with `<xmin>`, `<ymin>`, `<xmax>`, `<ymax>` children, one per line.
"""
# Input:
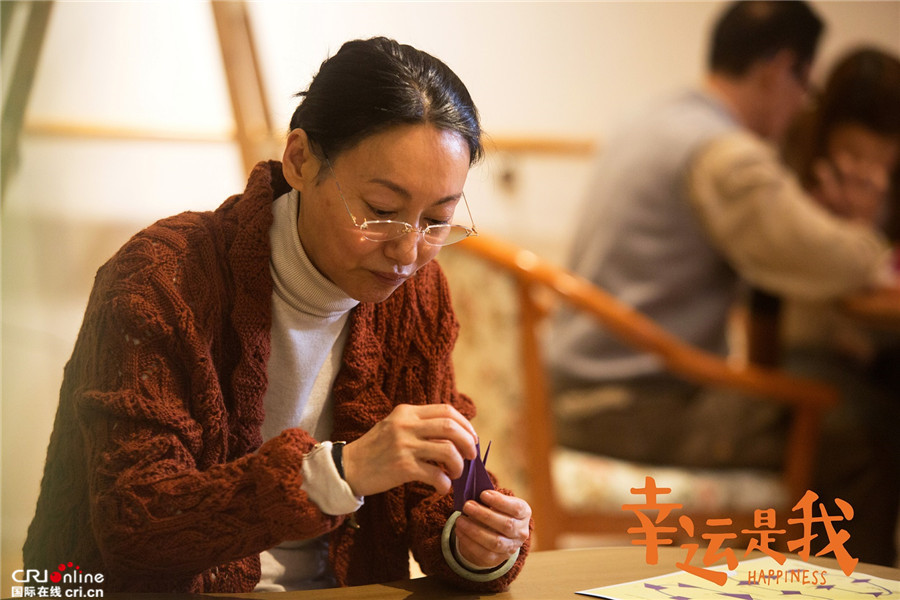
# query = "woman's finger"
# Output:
<box><xmin>454</xmin><ymin>513</ymin><xmax>518</xmax><ymax>567</ymax></box>
<box><xmin>462</xmin><ymin>493</ymin><xmax>530</xmax><ymax>541</ymax></box>
<box><xmin>414</xmin><ymin>417</ymin><xmax>477</xmax><ymax>461</ymax></box>
<box><xmin>409</xmin><ymin>438</ymin><xmax>466</xmax><ymax>480</ymax></box>
<box><xmin>413</xmin><ymin>459</ymin><xmax>453</xmax><ymax>495</ymax></box>
<box><xmin>407</xmin><ymin>404</ymin><xmax>478</xmax><ymax>442</ymax></box>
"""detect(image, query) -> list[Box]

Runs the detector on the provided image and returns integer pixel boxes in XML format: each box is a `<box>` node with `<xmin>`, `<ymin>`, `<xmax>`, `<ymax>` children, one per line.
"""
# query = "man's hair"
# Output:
<box><xmin>709</xmin><ymin>1</ymin><xmax>824</xmax><ymax>77</ymax></box>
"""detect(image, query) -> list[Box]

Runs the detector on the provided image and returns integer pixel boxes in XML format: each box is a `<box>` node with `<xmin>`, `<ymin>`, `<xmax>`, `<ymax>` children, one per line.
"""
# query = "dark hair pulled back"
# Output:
<box><xmin>289</xmin><ymin>37</ymin><xmax>483</xmax><ymax>166</ymax></box>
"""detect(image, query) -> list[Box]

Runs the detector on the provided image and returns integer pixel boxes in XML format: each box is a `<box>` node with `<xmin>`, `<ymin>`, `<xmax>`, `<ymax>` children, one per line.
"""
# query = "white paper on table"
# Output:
<box><xmin>578</xmin><ymin>556</ymin><xmax>899</xmax><ymax>599</ymax></box>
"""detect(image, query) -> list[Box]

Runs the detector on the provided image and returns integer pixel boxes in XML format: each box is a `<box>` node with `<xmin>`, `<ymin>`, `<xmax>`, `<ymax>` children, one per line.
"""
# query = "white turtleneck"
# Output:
<box><xmin>256</xmin><ymin>190</ymin><xmax>363</xmax><ymax>592</ymax></box>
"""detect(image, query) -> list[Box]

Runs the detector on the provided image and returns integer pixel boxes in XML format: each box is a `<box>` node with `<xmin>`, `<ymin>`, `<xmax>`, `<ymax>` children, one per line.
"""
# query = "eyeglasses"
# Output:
<box><xmin>325</xmin><ymin>159</ymin><xmax>478</xmax><ymax>247</ymax></box>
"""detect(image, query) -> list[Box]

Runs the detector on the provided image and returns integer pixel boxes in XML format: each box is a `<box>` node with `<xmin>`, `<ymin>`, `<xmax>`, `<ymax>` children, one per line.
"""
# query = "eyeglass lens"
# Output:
<box><xmin>359</xmin><ymin>221</ymin><xmax>471</xmax><ymax>246</ymax></box>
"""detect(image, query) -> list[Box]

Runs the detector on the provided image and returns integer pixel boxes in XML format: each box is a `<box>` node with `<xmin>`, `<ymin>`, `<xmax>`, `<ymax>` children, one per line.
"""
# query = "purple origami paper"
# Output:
<box><xmin>452</xmin><ymin>440</ymin><xmax>495</xmax><ymax>512</ymax></box>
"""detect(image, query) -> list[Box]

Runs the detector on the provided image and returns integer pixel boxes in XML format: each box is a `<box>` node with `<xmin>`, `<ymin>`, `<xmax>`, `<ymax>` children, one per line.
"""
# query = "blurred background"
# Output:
<box><xmin>2</xmin><ymin>1</ymin><xmax>898</xmax><ymax>593</ymax></box>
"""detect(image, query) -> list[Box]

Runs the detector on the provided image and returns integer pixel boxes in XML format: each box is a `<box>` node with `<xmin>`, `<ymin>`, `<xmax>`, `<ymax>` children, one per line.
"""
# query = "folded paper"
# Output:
<box><xmin>452</xmin><ymin>440</ymin><xmax>495</xmax><ymax>512</ymax></box>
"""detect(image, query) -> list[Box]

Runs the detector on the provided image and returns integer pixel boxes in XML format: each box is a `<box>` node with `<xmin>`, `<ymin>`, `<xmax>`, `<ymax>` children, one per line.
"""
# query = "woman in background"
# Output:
<box><xmin>780</xmin><ymin>47</ymin><xmax>900</xmax><ymax>493</ymax></box>
<box><xmin>24</xmin><ymin>37</ymin><xmax>531</xmax><ymax>594</ymax></box>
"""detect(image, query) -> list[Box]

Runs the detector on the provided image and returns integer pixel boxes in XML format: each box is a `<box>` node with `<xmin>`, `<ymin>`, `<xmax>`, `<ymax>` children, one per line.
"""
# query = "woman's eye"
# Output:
<box><xmin>366</xmin><ymin>204</ymin><xmax>396</xmax><ymax>219</ymax></box>
<box><xmin>425</xmin><ymin>217</ymin><xmax>451</xmax><ymax>227</ymax></box>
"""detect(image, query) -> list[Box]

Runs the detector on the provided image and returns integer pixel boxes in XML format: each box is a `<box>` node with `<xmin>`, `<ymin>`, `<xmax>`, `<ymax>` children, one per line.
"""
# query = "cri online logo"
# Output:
<box><xmin>13</xmin><ymin>563</ymin><xmax>104</xmax><ymax>585</ymax></box>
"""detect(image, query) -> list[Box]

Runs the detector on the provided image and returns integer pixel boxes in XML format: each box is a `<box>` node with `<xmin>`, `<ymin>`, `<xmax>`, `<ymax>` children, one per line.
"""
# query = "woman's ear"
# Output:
<box><xmin>282</xmin><ymin>128</ymin><xmax>318</xmax><ymax>192</ymax></box>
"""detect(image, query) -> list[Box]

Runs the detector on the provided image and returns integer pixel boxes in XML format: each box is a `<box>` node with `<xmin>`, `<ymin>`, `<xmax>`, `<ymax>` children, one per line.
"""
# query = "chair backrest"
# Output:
<box><xmin>452</xmin><ymin>234</ymin><xmax>839</xmax><ymax>550</ymax></box>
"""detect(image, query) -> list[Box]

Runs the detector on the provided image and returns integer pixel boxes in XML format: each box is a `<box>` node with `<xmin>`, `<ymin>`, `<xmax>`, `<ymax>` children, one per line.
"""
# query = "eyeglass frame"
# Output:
<box><xmin>324</xmin><ymin>157</ymin><xmax>478</xmax><ymax>247</ymax></box>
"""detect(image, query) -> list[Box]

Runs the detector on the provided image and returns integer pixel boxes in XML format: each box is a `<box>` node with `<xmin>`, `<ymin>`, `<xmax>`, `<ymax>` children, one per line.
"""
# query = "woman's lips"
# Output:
<box><xmin>371</xmin><ymin>271</ymin><xmax>409</xmax><ymax>286</ymax></box>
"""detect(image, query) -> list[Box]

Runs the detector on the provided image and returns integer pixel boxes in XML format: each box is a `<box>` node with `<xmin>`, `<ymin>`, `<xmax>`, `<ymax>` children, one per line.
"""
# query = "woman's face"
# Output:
<box><xmin>283</xmin><ymin>123</ymin><xmax>471</xmax><ymax>303</ymax></box>
<box><xmin>826</xmin><ymin>122</ymin><xmax>899</xmax><ymax>192</ymax></box>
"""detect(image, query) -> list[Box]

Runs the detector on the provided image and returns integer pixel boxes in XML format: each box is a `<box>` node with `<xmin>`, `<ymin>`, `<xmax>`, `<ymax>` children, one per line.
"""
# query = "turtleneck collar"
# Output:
<box><xmin>270</xmin><ymin>190</ymin><xmax>359</xmax><ymax>319</ymax></box>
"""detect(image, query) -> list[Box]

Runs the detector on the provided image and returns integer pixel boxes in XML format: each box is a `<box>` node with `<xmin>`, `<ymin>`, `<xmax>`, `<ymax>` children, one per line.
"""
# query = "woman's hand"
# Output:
<box><xmin>454</xmin><ymin>490</ymin><xmax>531</xmax><ymax>569</ymax></box>
<box><xmin>341</xmin><ymin>404</ymin><xmax>478</xmax><ymax>497</ymax></box>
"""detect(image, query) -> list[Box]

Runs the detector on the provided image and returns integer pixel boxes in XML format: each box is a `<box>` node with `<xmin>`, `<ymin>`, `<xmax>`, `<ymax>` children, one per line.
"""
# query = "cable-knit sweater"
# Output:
<box><xmin>23</xmin><ymin>160</ymin><xmax>529</xmax><ymax>593</ymax></box>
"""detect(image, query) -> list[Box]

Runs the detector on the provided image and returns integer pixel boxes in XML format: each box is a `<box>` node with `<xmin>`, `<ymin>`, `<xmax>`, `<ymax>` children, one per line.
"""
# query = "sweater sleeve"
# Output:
<box><xmin>688</xmin><ymin>131</ymin><xmax>893</xmax><ymax>300</ymax></box>
<box><xmin>74</xmin><ymin>249</ymin><xmax>344</xmax><ymax>584</ymax></box>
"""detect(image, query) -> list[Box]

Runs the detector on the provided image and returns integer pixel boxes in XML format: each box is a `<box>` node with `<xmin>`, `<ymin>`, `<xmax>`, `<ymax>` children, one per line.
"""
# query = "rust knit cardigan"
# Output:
<box><xmin>23</xmin><ymin>161</ymin><xmax>530</xmax><ymax>593</ymax></box>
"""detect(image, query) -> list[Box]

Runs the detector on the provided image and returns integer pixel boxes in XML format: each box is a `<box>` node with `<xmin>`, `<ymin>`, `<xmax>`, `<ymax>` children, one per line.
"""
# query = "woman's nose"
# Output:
<box><xmin>383</xmin><ymin>230</ymin><xmax>422</xmax><ymax>265</ymax></box>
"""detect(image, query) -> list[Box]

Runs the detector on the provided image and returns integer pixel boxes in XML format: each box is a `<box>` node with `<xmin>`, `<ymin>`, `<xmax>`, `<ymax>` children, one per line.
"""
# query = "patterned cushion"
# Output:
<box><xmin>553</xmin><ymin>447</ymin><xmax>786</xmax><ymax>514</ymax></box>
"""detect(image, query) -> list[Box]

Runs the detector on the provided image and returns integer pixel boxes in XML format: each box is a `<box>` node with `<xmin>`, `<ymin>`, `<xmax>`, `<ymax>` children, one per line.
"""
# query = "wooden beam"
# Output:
<box><xmin>2</xmin><ymin>1</ymin><xmax>54</xmax><ymax>199</ymax></box>
<box><xmin>210</xmin><ymin>1</ymin><xmax>279</xmax><ymax>174</ymax></box>
<box><xmin>21</xmin><ymin>119</ymin><xmax>594</xmax><ymax>158</ymax></box>
<box><xmin>22</xmin><ymin>120</ymin><xmax>234</xmax><ymax>144</ymax></box>
<box><xmin>484</xmin><ymin>136</ymin><xmax>596</xmax><ymax>156</ymax></box>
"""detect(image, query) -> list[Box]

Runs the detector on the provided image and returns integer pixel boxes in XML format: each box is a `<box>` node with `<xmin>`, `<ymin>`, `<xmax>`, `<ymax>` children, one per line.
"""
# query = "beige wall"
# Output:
<box><xmin>3</xmin><ymin>1</ymin><xmax>899</xmax><ymax>594</ymax></box>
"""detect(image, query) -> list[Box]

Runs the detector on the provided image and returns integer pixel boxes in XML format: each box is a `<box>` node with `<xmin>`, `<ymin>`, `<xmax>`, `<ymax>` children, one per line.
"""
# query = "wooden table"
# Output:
<box><xmin>102</xmin><ymin>546</ymin><xmax>897</xmax><ymax>599</ymax></box>
<box><xmin>841</xmin><ymin>287</ymin><xmax>900</xmax><ymax>334</ymax></box>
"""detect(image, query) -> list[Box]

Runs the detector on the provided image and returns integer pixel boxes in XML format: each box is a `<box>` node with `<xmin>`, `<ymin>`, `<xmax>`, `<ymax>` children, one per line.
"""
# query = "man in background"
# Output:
<box><xmin>548</xmin><ymin>0</ymin><xmax>897</xmax><ymax>565</ymax></box>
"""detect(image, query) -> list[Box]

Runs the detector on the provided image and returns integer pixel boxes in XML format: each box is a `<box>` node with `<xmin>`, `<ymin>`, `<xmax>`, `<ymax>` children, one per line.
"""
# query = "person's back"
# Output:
<box><xmin>549</xmin><ymin>90</ymin><xmax>741</xmax><ymax>390</ymax></box>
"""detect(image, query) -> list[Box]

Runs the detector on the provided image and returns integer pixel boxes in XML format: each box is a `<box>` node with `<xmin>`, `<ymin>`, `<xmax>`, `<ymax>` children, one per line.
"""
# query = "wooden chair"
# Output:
<box><xmin>745</xmin><ymin>288</ymin><xmax>785</xmax><ymax>368</ymax></box>
<box><xmin>447</xmin><ymin>234</ymin><xmax>839</xmax><ymax>551</ymax></box>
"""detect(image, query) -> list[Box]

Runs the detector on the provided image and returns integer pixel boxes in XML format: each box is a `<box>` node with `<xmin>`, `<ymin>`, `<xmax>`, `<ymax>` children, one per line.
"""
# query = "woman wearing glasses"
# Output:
<box><xmin>24</xmin><ymin>37</ymin><xmax>531</xmax><ymax>594</ymax></box>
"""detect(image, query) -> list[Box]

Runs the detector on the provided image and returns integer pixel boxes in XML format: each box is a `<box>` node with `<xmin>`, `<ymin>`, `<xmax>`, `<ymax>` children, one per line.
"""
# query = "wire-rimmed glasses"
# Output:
<box><xmin>325</xmin><ymin>159</ymin><xmax>478</xmax><ymax>247</ymax></box>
